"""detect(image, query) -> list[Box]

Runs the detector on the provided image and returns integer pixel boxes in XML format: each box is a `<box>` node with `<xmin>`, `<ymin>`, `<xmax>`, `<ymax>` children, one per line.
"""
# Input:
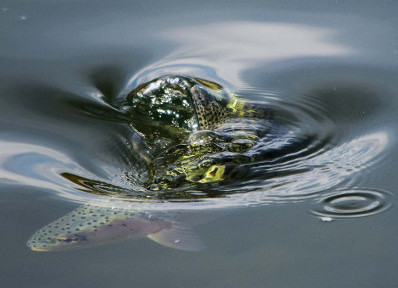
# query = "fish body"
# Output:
<box><xmin>27</xmin><ymin>203</ymin><xmax>204</xmax><ymax>252</ymax></box>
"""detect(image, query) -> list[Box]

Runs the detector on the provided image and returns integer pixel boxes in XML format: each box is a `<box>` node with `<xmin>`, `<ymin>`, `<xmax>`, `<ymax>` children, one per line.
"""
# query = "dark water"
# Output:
<box><xmin>1</xmin><ymin>0</ymin><xmax>398</xmax><ymax>287</ymax></box>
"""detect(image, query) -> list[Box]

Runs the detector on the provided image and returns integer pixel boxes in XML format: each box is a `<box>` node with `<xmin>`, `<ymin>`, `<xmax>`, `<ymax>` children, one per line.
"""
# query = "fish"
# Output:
<box><xmin>27</xmin><ymin>203</ymin><xmax>205</xmax><ymax>252</ymax></box>
<box><xmin>126</xmin><ymin>75</ymin><xmax>273</xmax><ymax>190</ymax></box>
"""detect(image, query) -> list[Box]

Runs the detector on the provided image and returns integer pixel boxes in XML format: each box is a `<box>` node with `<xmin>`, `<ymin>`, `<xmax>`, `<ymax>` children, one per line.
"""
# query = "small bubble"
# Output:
<box><xmin>20</xmin><ymin>15</ymin><xmax>27</xmax><ymax>21</ymax></box>
<box><xmin>174</xmin><ymin>239</ymin><xmax>180</xmax><ymax>244</ymax></box>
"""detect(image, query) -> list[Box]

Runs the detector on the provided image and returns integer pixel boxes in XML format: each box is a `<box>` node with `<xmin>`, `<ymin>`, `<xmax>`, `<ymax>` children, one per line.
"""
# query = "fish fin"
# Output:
<box><xmin>147</xmin><ymin>222</ymin><xmax>204</xmax><ymax>251</ymax></box>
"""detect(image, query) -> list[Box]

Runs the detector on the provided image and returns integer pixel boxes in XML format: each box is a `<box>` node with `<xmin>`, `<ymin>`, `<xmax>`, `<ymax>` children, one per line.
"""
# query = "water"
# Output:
<box><xmin>1</xmin><ymin>0</ymin><xmax>398</xmax><ymax>287</ymax></box>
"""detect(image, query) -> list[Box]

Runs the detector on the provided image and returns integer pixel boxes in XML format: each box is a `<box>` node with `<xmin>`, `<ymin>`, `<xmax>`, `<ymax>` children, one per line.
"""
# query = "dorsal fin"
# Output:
<box><xmin>190</xmin><ymin>85</ymin><xmax>232</xmax><ymax>129</ymax></box>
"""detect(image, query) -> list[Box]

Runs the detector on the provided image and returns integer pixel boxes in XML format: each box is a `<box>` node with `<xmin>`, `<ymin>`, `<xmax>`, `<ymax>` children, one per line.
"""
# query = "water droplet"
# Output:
<box><xmin>320</xmin><ymin>216</ymin><xmax>333</xmax><ymax>222</ymax></box>
<box><xmin>312</xmin><ymin>189</ymin><xmax>391</xmax><ymax>218</ymax></box>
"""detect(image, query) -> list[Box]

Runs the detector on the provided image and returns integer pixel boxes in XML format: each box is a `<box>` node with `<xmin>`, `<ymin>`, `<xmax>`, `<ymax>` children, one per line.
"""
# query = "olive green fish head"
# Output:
<box><xmin>126</xmin><ymin>76</ymin><xmax>238</xmax><ymax>146</ymax></box>
<box><xmin>27</xmin><ymin>205</ymin><xmax>203</xmax><ymax>252</ymax></box>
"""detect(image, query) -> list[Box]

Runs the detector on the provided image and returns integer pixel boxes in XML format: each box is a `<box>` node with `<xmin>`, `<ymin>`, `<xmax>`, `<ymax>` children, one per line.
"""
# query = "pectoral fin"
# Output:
<box><xmin>147</xmin><ymin>222</ymin><xmax>204</xmax><ymax>251</ymax></box>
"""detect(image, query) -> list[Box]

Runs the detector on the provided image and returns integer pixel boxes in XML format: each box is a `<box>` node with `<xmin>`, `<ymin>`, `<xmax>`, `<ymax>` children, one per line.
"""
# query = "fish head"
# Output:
<box><xmin>28</xmin><ymin>231</ymin><xmax>90</xmax><ymax>252</ymax></box>
<box><xmin>27</xmin><ymin>205</ymin><xmax>158</xmax><ymax>252</ymax></box>
<box><xmin>27</xmin><ymin>205</ymin><xmax>204</xmax><ymax>252</ymax></box>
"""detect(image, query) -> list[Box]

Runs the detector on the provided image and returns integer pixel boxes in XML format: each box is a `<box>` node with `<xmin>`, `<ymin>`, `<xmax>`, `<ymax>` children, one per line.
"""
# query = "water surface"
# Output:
<box><xmin>1</xmin><ymin>0</ymin><xmax>398</xmax><ymax>287</ymax></box>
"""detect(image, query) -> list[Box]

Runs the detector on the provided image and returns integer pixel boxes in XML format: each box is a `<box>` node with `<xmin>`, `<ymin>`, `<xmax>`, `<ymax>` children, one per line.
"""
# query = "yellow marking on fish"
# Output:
<box><xmin>194</xmin><ymin>78</ymin><xmax>223</xmax><ymax>91</ymax></box>
<box><xmin>227</xmin><ymin>95</ymin><xmax>250</xmax><ymax>117</ymax></box>
<box><xmin>199</xmin><ymin>165</ymin><xmax>226</xmax><ymax>183</ymax></box>
<box><xmin>57</xmin><ymin>236</ymin><xmax>70</xmax><ymax>241</ymax></box>
<box><xmin>31</xmin><ymin>246</ymin><xmax>50</xmax><ymax>252</ymax></box>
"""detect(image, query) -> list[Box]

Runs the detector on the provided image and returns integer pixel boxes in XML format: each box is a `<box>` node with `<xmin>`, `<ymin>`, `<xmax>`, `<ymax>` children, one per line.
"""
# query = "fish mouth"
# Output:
<box><xmin>29</xmin><ymin>243</ymin><xmax>73</xmax><ymax>252</ymax></box>
<box><xmin>30</xmin><ymin>246</ymin><xmax>51</xmax><ymax>252</ymax></box>
<box><xmin>27</xmin><ymin>239</ymin><xmax>59</xmax><ymax>252</ymax></box>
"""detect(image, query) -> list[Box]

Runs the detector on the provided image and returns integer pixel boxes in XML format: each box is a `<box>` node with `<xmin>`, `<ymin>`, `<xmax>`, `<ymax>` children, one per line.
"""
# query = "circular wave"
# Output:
<box><xmin>1</xmin><ymin>74</ymin><xmax>392</xmax><ymax>211</ymax></box>
<box><xmin>311</xmin><ymin>189</ymin><xmax>392</xmax><ymax>218</ymax></box>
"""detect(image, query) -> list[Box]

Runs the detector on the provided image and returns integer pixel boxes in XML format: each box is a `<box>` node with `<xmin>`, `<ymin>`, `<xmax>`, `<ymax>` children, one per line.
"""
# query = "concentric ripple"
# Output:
<box><xmin>0</xmin><ymin>73</ymin><xmax>393</xmax><ymax>211</ymax></box>
<box><xmin>311</xmin><ymin>189</ymin><xmax>392</xmax><ymax>218</ymax></box>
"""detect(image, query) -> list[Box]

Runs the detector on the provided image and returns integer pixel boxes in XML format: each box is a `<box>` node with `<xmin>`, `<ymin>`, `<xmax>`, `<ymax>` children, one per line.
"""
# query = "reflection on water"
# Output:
<box><xmin>1</xmin><ymin>1</ymin><xmax>398</xmax><ymax>287</ymax></box>
<box><xmin>130</xmin><ymin>21</ymin><xmax>352</xmax><ymax>87</ymax></box>
<box><xmin>240</xmin><ymin>132</ymin><xmax>389</xmax><ymax>199</ymax></box>
<box><xmin>0</xmin><ymin>6</ymin><xmax>396</xmax><ymax>258</ymax></box>
<box><xmin>0</xmin><ymin>74</ymin><xmax>392</xmax><ymax>213</ymax></box>
<box><xmin>18</xmin><ymin>73</ymin><xmax>392</xmax><ymax>252</ymax></box>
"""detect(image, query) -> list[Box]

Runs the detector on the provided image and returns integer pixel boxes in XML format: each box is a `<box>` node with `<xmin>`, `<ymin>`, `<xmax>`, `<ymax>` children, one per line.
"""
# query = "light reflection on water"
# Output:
<box><xmin>0</xmin><ymin>82</ymin><xmax>392</xmax><ymax>212</ymax></box>
<box><xmin>129</xmin><ymin>21</ymin><xmax>352</xmax><ymax>87</ymax></box>
<box><xmin>0</xmin><ymin>15</ymin><xmax>395</xmax><ymax>226</ymax></box>
<box><xmin>0</xmin><ymin>10</ymin><xmax>394</xmax><ymax>210</ymax></box>
<box><xmin>0</xmin><ymin>2</ymin><xmax>397</xmax><ymax>286</ymax></box>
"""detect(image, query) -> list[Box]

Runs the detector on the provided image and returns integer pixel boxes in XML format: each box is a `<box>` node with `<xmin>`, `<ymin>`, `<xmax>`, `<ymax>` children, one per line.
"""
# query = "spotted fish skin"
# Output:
<box><xmin>27</xmin><ymin>204</ymin><xmax>203</xmax><ymax>252</ymax></box>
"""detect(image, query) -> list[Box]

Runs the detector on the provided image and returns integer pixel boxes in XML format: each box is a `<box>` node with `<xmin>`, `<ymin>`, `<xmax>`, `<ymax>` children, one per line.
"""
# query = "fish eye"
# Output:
<box><xmin>57</xmin><ymin>234</ymin><xmax>87</xmax><ymax>243</ymax></box>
